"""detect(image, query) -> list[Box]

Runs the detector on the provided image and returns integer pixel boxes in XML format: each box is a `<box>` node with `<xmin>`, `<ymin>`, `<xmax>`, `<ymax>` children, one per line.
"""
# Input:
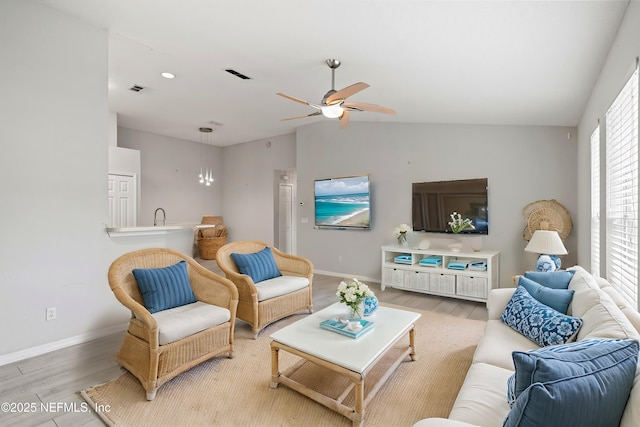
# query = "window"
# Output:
<box><xmin>605</xmin><ymin>67</ymin><xmax>639</xmax><ymax>310</ymax></box>
<box><xmin>590</xmin><ymin>126</ymin><xmax>600</xmax><ymax>276</ymax></box>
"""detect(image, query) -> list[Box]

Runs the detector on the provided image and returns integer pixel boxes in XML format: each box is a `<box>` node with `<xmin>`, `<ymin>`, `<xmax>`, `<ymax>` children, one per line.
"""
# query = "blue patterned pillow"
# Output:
<box><xmin>524</xmin><ymin>270</ymin><xmax>575</xmax><ymax>289</ymax></box>
<box><xmin>518</xmin><ymin>276</ymin><xmax>574</xmax><ymax>314</ymax></box>
<box><xmin>504</xmin><ymin>339</ymin><xmax>638</xmax><ymax>427</ymax></box>
<box><xmin>506</xmin><ymin>338</ymin><xmax>622</xmax><ymax>407</ymax></box>
<box><xmin>231</xmin><ymin>247</ymin><xmax>282</xmax><ymax>283</ymax></box>
<box><xmin>132</xmin><ymin>260</ymin><xmax>197</xmax><ymax>313</ymax></box>
<box><xmin>500</xmin><ymin>286</ymin><xmax>583</xmax><ymax>347</ymax></box>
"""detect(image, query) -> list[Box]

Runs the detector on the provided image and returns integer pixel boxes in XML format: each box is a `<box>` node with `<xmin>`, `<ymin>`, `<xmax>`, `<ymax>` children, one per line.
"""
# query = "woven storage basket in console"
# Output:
<box><xmin>197</xmin><ymin>216</ymin><xmax>227</xmax><ymax>259</ymax></box>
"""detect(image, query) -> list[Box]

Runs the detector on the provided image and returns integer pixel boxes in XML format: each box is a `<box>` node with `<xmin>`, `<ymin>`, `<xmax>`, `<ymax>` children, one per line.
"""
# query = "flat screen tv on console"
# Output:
<box><xmin>412</xmin><ymin>178</ymin><xmax>488</xmax><ymax>234</ymax></box>
<box><xmin>314</xmin><ymin>175</ymin><xmax>371</xmax><ymax>229</ymax></box>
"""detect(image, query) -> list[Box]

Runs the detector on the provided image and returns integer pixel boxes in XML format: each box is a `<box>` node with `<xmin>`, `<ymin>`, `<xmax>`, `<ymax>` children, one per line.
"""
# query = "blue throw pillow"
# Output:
<box><xmin>132</xmin><ymin>260</ymin><xmax>197</xmax><ymax>313</ymax></box>
<box><xmin>518</xmin><ymin>276</ymin><xmax>574</xmax><ymax>314</ymax></box>
<box><xmin>524</xmin><ymin>270</ymin><xmax>575</xmax><ymax>289</ymax></box>
<box><xmin>508</xmin><ymin>338</ymin><xmax>631</xmax><ymax>405</ymax></box>
<box><xmin>504</xmin><ymin>339</ymin><xmax>638</xmax><ymax>427</ymax></box>
<box><xmin>500</xmin><ymin>286</ymin><xmax>583</xmax><ymax>347</ymax></box>
<box><xmin>231</xmin><ymin>247</ymin><xmax>282</xmax><ymax>283</ymax></box>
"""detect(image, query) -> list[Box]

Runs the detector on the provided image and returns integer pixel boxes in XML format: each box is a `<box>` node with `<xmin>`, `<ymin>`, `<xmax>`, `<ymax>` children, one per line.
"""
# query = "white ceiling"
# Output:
<box><xmin>42</xmin><ymin>0</ymin><xmax>629</xmax><ymax>147</ymax></box>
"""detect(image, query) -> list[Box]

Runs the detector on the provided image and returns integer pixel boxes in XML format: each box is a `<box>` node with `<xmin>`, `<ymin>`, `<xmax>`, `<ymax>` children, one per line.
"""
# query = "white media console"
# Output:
<box><xmin>381</xmin><ymin>245</ymin><xmax>500</xmax><ymax>304</ymax></box>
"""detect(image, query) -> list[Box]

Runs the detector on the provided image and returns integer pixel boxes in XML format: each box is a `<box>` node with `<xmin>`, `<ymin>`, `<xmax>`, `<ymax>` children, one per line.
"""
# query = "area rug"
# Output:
<box><xmin>82</xmin><ymin>306</ymin><xmax>486</xmax><ymax>426</ymax></box>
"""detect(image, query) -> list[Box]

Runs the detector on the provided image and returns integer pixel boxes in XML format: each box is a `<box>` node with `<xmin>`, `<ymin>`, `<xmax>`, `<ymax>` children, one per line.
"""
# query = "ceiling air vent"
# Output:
<box><xmin>225</xmin><ymin>69</ymin><xmax>251</xmax><ymax>80</ymax></box>
<box><xmin>129</xmin><ymin>84</ymin><xmax>145</xmax><ymax>92</ymax></box>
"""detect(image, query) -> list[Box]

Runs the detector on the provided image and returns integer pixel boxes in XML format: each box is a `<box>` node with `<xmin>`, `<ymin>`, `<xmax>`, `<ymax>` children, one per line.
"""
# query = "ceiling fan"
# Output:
<box><xmin>277</xmin><ymin>59</ymin><xmax>396</xmax><ymax>129</ymax></box>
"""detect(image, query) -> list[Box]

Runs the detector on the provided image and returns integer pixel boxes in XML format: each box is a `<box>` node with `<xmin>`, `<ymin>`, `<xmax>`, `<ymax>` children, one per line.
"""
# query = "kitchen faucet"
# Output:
<box><xmin>154</xmin><ymin>208</ymin><xmax>166</xmax><ymax>226</ymax></box>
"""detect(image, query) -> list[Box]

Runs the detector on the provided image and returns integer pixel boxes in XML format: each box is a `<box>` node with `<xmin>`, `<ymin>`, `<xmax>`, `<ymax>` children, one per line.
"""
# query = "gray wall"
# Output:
<box><xmin>118</xmin><ymin>127</ymin><xmax>223</xmax><ymax>226</ymax></box>
<box><xmin>0</xmin><ymin>1</ymin><xmax>124</xmax><ymax>356</ymax></box>
<box><xmin>0</xmin><ymin>1</ymin><xmax>219</xmax><ymax>361</ymax></box>
<box><xmin>295</xmin><ymin>121</ymin><xmax>578</xmax><ymax>286</ymax></box>
<box><xmin>576</xmin><ymin>1</ymin><xmax>640</xmax><ymax>272</ymax></box>
<box><xmin>221</xmin><ymin>133</ymin><xmax>297</xmax><ymax>244</ymax></box>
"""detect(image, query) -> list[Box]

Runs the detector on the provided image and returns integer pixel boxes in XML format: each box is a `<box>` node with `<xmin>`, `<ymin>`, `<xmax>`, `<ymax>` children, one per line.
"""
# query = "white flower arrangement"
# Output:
<box><xmin>336</xmin><ymin>278</ymin><xmax>374</xmax><ymax>312</ymax></box>
<box><xmin>393</xmin><ymin>223</ymin><xmax>412</xmax><ymax>244</ymax></box>
<box><xmin>448</xmin><ymin>212</ymin><xmax>475</xmax><ymax>233</ymax></box>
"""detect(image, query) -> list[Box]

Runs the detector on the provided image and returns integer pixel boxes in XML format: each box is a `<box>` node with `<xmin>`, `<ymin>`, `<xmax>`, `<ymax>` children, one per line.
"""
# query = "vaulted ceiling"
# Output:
<box><xmin>43</xmin><ymin>0</ymin><xmax>630</xmax><ymax>146</ymax></box>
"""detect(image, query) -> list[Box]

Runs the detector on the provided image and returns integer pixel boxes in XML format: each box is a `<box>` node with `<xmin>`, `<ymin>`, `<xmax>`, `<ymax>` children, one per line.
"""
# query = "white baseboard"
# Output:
<box><xmin>0</xmin><ymin>322</ymin><xmax>128</xmax><ymax>366</ymax></box>
<box><xmin>314</xmin><ymin>269</ymin><xmax>380</xmax><ymax>286</ymax></box>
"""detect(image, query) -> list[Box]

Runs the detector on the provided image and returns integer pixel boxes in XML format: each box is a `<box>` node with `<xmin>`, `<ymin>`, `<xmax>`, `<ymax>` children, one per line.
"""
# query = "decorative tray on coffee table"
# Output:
<box><xmin>319</xmin><ymin>318</ymin><xmax>375</xmax><ymax>339</ymax></box>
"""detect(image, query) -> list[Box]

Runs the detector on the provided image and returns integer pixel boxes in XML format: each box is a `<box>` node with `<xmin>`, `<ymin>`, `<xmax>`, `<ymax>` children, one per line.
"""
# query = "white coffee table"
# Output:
<box><xmin>269</xmin><ymin>302</ymin><xmax>421</xmax><ymax>426</ymax></box>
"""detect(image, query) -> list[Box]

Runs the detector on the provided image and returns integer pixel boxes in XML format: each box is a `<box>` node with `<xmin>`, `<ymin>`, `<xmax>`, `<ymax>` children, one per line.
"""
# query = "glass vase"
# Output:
<box><xmin>347</xmin><ymin>301</ymin><xmax>365</xmax><ymax>320</ymax></box>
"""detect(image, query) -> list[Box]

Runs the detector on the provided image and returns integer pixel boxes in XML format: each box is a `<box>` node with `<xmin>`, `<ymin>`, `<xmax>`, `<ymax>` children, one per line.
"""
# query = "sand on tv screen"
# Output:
<box><xmin>314</xmin><ymin>175</ymin><xmax>371</xmax><ymax>229</ymax></box>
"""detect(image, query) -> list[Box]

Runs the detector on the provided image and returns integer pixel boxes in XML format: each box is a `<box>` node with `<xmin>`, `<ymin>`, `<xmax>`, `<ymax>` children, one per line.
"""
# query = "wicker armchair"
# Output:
<box><xmin>216</xmin><ymin>241</ymin><xmax>313</xmax><ymax>338</ymax></box>
<box><xmin>108</xmin><ymin>248</ymin><xmax>238</xmax><ymax>400</ymax></box>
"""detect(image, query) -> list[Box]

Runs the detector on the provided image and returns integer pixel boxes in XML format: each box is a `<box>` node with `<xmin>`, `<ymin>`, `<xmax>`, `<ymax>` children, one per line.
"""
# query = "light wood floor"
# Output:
<box><xmin>0</xmin><ymin>259</ymin><xmax>487</xmax><ymax>427</ymax></box>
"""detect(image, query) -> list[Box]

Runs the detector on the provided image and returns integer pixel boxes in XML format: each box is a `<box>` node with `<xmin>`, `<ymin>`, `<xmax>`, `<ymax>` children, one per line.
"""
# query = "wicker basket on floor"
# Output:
<box><xmin>197</xmin><ymin>225</ymin><xmax>228</xmax><ymax>260</ymax></box>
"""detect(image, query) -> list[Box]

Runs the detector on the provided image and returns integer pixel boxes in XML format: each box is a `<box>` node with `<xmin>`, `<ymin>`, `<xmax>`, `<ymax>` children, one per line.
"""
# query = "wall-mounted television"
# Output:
<box><xmin>412</xmin><ymin>178</ymin><xmax>488</xmax><ymax>234</ymax></box>
<box><xmin>314</xmin><ymin>175</ymin><xmax>371</xmax><ymax>229</ymax></box>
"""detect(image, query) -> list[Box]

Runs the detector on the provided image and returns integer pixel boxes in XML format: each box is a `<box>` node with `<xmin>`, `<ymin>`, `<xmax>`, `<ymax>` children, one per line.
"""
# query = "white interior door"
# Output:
<box><xmin>279</xmin><ymin>183</ymin><xmax>293</xmax><ymax>253</ymax></box>
<box><xmin>108</xmin><ymin>173</ymin><xmax>137</xmax><ymax>227</ymax></box>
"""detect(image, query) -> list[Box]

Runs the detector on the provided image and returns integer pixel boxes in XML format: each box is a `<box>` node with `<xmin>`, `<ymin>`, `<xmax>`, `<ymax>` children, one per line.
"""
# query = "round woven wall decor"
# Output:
<box><xmin>522</xmin><ymin>199</ymin><xmax>572</xmax><ymax>241</ymax></box>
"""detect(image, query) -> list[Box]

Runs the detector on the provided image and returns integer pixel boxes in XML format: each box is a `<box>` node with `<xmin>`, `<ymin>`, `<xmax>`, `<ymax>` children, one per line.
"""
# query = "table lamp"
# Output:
<box><xmin>524</xmin><ymin>229</ymin><xmax>568</xmax><ymax>272</ymax></box>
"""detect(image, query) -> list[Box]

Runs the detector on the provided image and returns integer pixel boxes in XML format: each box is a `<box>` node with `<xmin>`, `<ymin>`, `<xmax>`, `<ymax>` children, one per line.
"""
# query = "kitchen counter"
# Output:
<box><xmin>106</xmin><ymin>223</ymin><xmax>217</xmax><ymax>237</ymax></box>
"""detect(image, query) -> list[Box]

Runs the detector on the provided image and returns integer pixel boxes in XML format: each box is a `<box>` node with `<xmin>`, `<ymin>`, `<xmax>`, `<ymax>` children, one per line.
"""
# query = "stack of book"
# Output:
<box><xmin>419</xmin><ymin>255</ymin><xmax>443</xmax><ymax>267</ymax></box>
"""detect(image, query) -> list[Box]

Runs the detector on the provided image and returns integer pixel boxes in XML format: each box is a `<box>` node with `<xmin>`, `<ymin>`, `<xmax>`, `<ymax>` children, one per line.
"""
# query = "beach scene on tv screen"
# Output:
<box><xmin>314</xmin><ymin>176</ymin><xmax>370</xmax><ymax>228</ymax></box>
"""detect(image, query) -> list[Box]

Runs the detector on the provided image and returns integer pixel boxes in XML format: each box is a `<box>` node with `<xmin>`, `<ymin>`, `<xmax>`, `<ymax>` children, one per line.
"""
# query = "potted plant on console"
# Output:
<box><xmin>448</xmin><ymin>212</ymin><xmax>481</xmax><ymax>252</ymax></box>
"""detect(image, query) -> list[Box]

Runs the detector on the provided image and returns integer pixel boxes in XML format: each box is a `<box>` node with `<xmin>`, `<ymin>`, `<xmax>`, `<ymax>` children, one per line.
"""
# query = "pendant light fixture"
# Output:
<box><xmin>198</xmin><ymin>127</ymin><xmax>215</xmax><ymax>186</ymax></box>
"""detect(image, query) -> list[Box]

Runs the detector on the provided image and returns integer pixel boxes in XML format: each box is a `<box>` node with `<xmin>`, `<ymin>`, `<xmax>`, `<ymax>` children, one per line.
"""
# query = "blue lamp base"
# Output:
<box><xmin>535</xmin><ymin>254</ymin><xmax>562</xmax><ymax>272</ymax></box>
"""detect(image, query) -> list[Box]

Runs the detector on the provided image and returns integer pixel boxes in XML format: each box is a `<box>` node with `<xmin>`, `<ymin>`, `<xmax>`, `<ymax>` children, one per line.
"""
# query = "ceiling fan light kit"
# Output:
<box><xmin>277</xmin><ymin>58</ymin><xmax>395</xmax><ymax>128</ymax></box>
<box><xmin>321</xmin><ymin>104</ymin><xmax>344</xmax><ymax>118</ymax></box>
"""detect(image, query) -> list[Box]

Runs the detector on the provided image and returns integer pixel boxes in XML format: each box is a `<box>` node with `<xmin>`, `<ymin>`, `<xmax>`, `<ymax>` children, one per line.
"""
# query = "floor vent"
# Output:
<box><xmin>129</xmin><ymin>84</ymin><xmax>145</xmax><ymax>92</ymax></box>
<box><xmin>225</xmin><ymin>69</ymin><xmax>251</xmax><ymax>80</ymax></box>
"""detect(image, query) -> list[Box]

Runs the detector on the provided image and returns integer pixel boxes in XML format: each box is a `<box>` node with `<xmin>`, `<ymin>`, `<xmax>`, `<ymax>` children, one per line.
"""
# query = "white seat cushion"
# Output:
<box><xmin>151</xmin><ymin>301</ymin><xmax>230</xmax><ymax>345</ymax></box>
<box><xmin>577</xmin><ymin>290</ymin><xmax>640</xmax><ymax>341</ymax></box>
<box><xmin>567</xmin><ymin>266</ymin><xmax>602</xmax><ymax>317</ymax></box>
<box><xmin>473</xmin><ymin>320</ymin><xmax>541</xmax><ymax>370</ymax></box>
<box><xmin>255</xmin><ymin>275</ymin><xmax>309</xmax><ymax>302</ymax></box>
<box><xmin>449</xmin><ymin>362</ymin><xmax>513</xmax><ymax>426</ymax></box>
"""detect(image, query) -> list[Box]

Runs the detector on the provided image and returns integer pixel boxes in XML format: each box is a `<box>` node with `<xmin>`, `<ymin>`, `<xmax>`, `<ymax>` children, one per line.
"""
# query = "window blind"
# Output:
<box><xmin>605</xmin><ymin>67</ymin><xmax>639</xmax><ymax>310</ymax></box>
<box><xmin>591</xmin><ymin>125</ymin><xmax>600</xmax><ymax>276</ymax></box>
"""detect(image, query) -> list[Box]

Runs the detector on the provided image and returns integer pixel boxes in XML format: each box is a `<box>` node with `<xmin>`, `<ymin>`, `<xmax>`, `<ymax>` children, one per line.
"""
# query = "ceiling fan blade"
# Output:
<box><xmin>326</xmin><ymin>82</ymin><xmax>370</xmax><ymax>104</ymax></box>
<box><xmin>343</xmin><ymin>102</ymin><xmax>396</xmax><ymax>115</ymax></box>
<box><xmin>281</xmin><ymin>111</ymin><xmax>322</xmax><ymax>121</ymax></box>
<box><xmin>339</xmin><ymin>110</ymin><xmax>350</xmax><ymax>129</ymax></box>
<box><xmin>276</xmin><ymin>92</ymin><xmax>312</xmax><ymax>106</ymax></box>
<box><xmin>277</xmin><ymin>93</ymin><xmax>323</xmax><ymax>111</ymax></box>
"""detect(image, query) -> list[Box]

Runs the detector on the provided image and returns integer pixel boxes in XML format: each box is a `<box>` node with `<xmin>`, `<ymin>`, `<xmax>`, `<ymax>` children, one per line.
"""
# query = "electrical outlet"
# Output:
<box><xmin>46</xmin><ymin>307</ymin><xmax>56</xmax><ymax>321</ymax></box>
<box><xmin>338</xmin><ymin>255</ymin><xmax>343</xmax><ymax>263</ymax></box>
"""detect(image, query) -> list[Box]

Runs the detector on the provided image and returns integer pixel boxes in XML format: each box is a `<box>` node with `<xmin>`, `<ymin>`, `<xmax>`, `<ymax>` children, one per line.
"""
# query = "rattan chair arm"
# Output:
<box><xmin>110</xmin><ymin>286</ymin><xmax>158</xmax><ymax>331</ymax></box>
<box><xmin>188</xmin><ymin>262</ymin><xmax>239</xmax><ymax>309</ymax></box>
<box><xmin>272</xmin><ymin>247</ymin><xmax>314</xmax><ymax>278</ymax></box>
<box><xmin>222</xmin><ymin>270</ymin><xmax>258</xmax><ymax>301</ymax></box>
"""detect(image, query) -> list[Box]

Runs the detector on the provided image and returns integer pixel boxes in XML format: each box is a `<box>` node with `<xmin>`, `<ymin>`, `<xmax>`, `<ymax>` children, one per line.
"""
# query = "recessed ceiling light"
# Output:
<box><xmin>161</xmin><ymin>72</ymin><xmax>175</xmax><ymax>79</ymax></box>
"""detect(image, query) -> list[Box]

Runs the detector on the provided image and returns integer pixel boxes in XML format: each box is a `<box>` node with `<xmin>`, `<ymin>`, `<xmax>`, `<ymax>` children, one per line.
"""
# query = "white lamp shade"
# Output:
<box><xmin>524</xmin><ymin>230</ymin><xmax>568</xmax><ymax>255</ymax></box>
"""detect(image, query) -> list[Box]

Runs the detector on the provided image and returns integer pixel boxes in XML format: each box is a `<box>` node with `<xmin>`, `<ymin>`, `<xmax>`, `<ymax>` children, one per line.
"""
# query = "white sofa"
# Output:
<box><xmin>413</xmin><ymin>266</ymin><xmax>640</xmax><ymax>427</ymax></box>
